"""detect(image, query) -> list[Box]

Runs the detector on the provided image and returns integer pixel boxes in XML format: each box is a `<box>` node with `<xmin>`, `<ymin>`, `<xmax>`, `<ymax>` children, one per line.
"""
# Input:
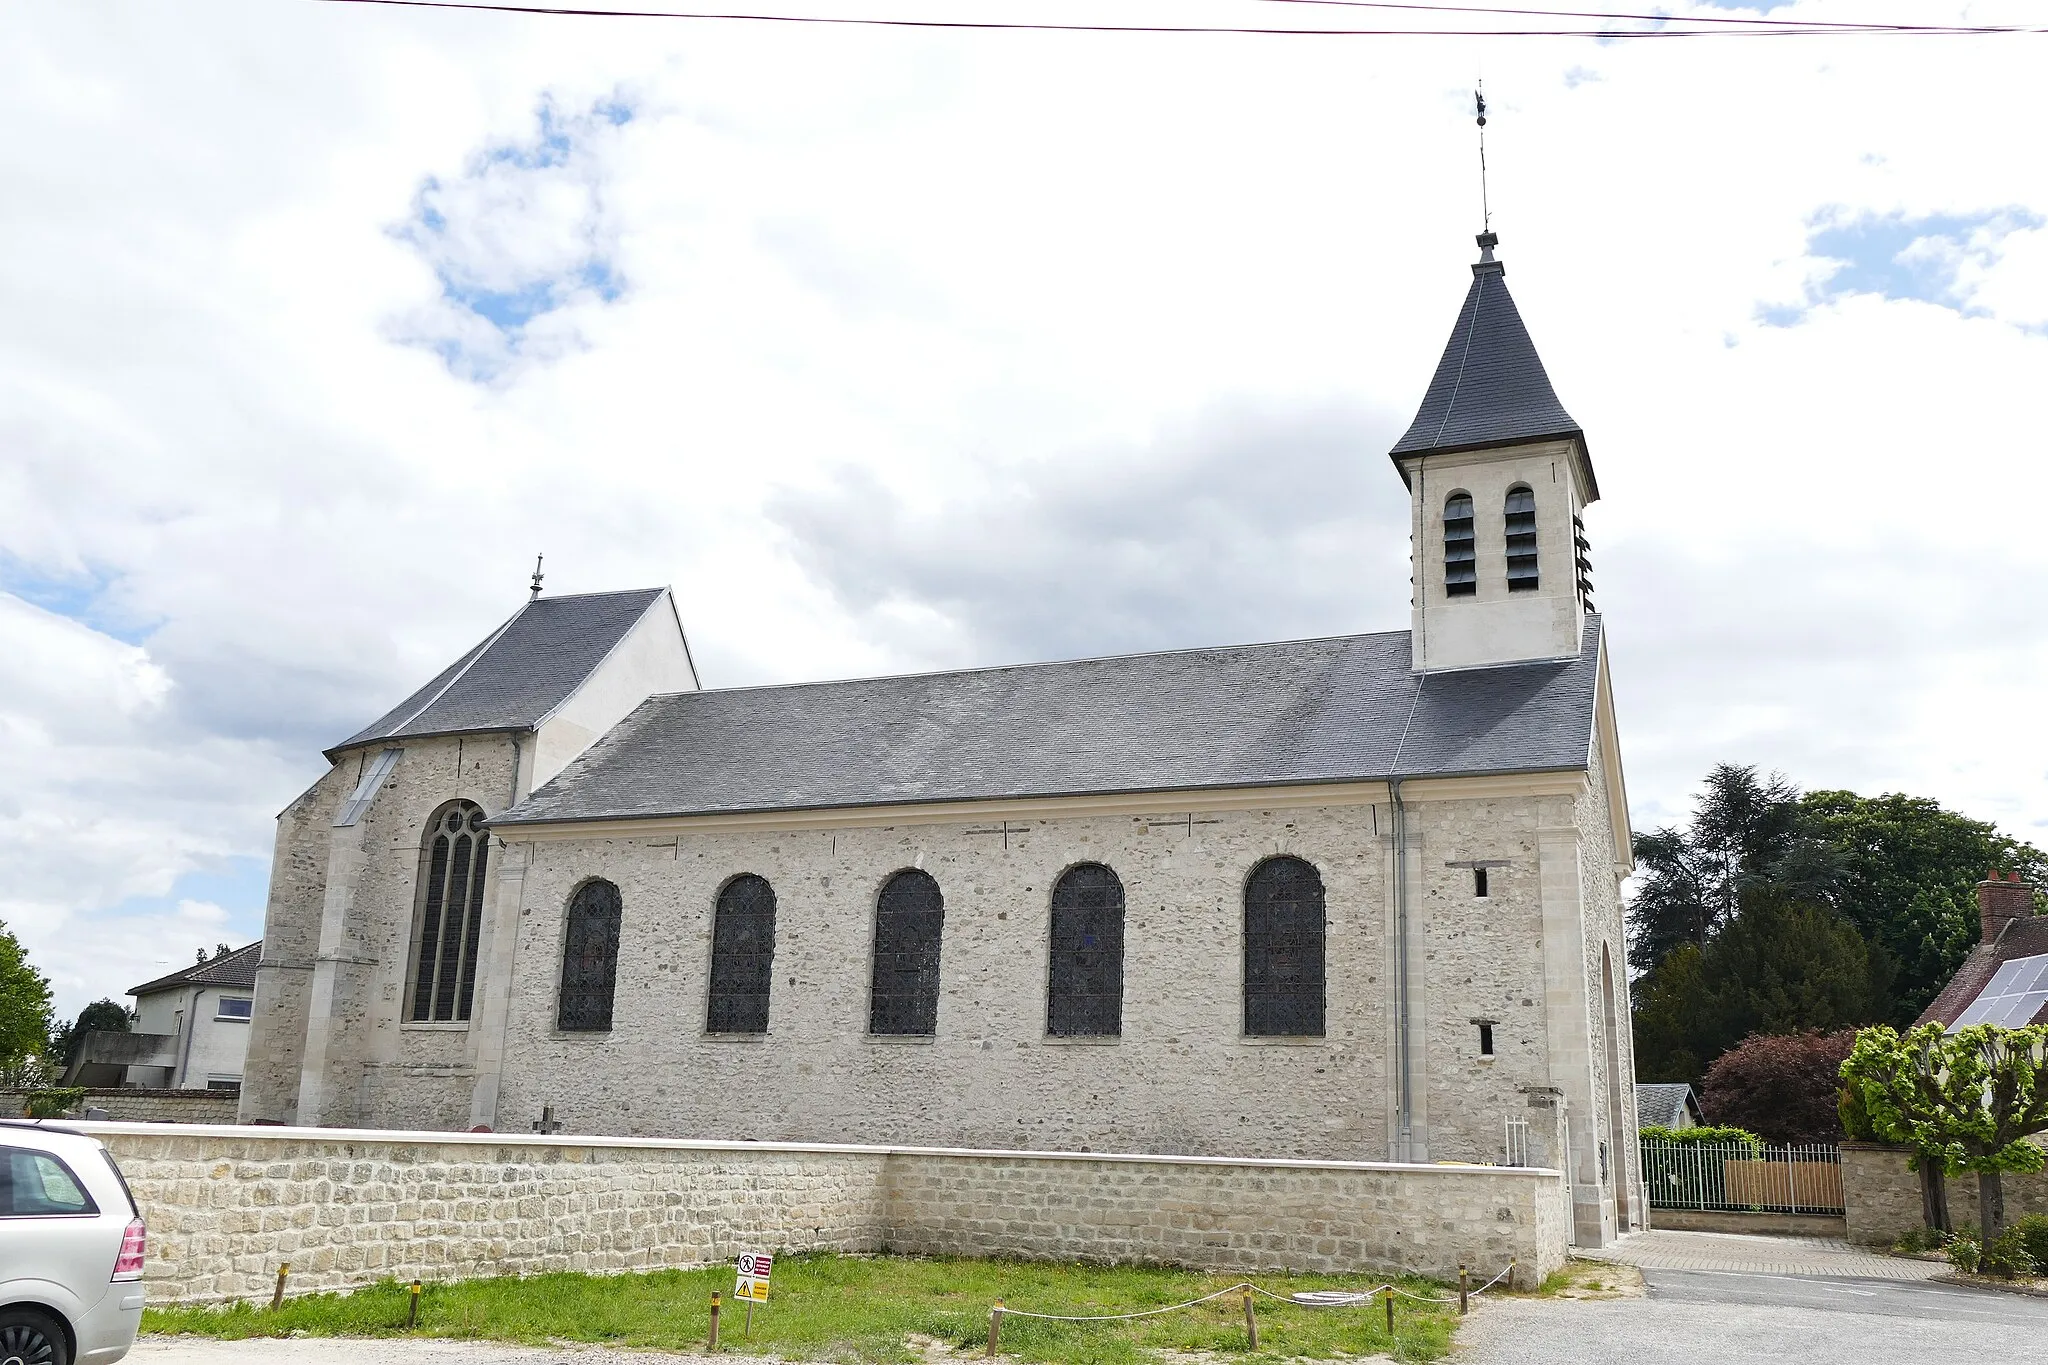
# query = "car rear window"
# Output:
<box><xmin>0</xmin><ymin>1147</ymin><xmax>101</xmax><ymax>1217</ymax></box>
<box><xmin>101</xmin><ymin>1148</ymin><xmax>140</xmax><ymax>1217</ymax></box>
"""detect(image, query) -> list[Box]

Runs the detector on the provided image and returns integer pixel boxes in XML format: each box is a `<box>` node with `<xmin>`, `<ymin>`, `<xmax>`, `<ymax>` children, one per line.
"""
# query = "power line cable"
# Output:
<box><xmin>302</xmin><ymin>0</ymin><xmax>2048</xmax><ymax>38</ymax></box>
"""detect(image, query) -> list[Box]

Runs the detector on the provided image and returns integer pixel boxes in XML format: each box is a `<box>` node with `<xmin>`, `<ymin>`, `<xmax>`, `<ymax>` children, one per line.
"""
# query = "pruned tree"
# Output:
<box><xmin>1841</xmin><ymin>1022</ymin><xmax>2048</xmax><ymax>1257</ymax></box>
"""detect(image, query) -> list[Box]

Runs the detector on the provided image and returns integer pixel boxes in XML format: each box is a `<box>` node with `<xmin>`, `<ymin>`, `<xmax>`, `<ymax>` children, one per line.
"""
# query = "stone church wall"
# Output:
<box><xmin>82</xmin><ymin>1122</ymin><xmax>1565</xmax><ymax>1303</ymax></box>
<box><xmin>484</xmin><ymin>789</ymin><xmax>1561</xmax><ymax>1166</ymax></box>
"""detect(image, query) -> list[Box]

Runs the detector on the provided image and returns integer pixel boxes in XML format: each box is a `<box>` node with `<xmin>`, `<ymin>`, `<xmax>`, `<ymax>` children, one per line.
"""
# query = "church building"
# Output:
<box><xmin>241</xmin><ymin>232</ymin><xmax>1644</xmax><ymax>1247</ymax></box>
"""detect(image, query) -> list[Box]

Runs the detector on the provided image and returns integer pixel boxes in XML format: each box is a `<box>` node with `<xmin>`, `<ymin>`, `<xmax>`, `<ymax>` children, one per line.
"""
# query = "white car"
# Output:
<box><xmin>0</xmin><ymin>1121</ymin><xmax>145</xmax><ymax>1365</ymax></box>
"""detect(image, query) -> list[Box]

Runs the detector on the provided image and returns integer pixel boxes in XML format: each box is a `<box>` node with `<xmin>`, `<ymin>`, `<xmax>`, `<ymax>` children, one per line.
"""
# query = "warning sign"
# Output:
<box><xmin>735</xmin><ymin>1252</ymin><xmax>773</xmax><ymax>1303</ymax></box>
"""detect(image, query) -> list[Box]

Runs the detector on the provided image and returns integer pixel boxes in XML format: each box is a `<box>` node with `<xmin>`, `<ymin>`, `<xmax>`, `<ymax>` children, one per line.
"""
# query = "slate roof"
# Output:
<box><xmin>497</xmin><ymin>618</ymin><xmax>1604</xmax><ymax>827</ymax></box>
<box><xmin>330</xmin><ymin>588</ymin><xmax>668</xmax><ymax>758</ymax></box>
<box><xmin>1390</xmin><ymin>239</ymin><xmax>1592</xmax><ymax>495</ymax></box>
<box><xmin>1636</xmin><ymin>1082</ymin><xmax>1704</xmax><ymax>1129</ymax></box>
<box><xmin>129</xmin><ymin>940</ymin><xmax>262</xmax><ymax>998</ymax></box>
<box><xmin>1917</xmin><ymin>915</ymin><xmax>2048</xmax><ymax>1028</ymax></box>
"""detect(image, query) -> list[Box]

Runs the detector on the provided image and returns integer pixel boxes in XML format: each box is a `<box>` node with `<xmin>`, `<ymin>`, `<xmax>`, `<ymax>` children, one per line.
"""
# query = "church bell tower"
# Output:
<box><xmin>1392</xmin><ymin>232</ymin><xmax>1599</xmax><ymax>673</ymax></box>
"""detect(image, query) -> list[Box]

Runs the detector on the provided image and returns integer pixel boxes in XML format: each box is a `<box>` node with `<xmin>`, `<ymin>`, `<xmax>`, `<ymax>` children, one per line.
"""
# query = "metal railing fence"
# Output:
<box><xmin>1639</xmin><ymin>1139</ymin><xmax>1843</xmax><ymax>1214</ymax></box>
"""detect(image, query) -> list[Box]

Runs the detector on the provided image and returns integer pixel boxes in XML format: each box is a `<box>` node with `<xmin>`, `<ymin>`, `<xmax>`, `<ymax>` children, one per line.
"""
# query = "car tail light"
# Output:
<box><xmin>112</xmin><ymin>1218</ymin><xmax>146</xmax><ymax>1280</ymax></box>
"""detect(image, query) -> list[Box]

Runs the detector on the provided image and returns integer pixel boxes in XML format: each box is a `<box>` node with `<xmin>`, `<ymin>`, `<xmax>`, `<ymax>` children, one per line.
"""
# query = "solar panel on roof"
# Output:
<box><xmin>1950</xmin><ymin>952</ymin><xmax>2048</xmax><ymax>1030</ymax></box>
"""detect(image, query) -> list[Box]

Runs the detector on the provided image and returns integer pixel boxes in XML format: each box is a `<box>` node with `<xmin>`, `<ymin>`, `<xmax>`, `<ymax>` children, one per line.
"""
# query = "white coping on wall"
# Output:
<box><xmin>65</xmin><ymin>1121</ymin><xmax>1561</xmax><ymax>1178</ymax></box>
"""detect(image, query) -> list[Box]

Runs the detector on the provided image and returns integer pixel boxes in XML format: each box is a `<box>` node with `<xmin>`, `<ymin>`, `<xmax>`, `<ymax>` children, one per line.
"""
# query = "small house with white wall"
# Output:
<box><xmin>66</xmin><ymin>941</ymin><xmax>262</xmax><ymax>1092</ymax></box>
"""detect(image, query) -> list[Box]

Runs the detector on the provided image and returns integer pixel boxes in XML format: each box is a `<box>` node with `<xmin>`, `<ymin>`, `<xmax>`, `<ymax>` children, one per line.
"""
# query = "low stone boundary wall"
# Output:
<box><xmin>4</xmin><ymin>1088</ymin><xmax>242</xmax><ymax>1124</ymax></box>
<box><xmin>77</xmin><ymin>1123</ymin><xmax>1566</xmax><ymax>1302</ymax></box>
<box><xmin>1842</xmin><ymin>1142</ymin><xmax>2048</xmax><ymax>1246</ymax></box>
<box><xmin>1648</xmin><ymin>1208</ymin><xmax>1846</xmax><ymax>1238</ymax></box>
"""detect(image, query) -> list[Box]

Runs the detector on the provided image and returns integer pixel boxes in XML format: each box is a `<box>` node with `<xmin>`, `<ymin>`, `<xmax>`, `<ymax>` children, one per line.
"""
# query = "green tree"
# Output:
<box><xmin>0</xmin><ymin>921</ymin><xmax>54</xmax><ymax>1072</ymax></box>
<box><xmin>49</xmin><ymin>998</ymin><xmax>133</xmax><ymax>1068</ymax></box>
<box><xmin>1633</xmin><ymin>891</ymin><xmax>1892</xmax><ymax>1086</ymax></box>
<box><xmin>1800</xmin><ymin>792</ymin><xmax>2048</xmax><ymax>1025</ymax></box>
<box><xmin>1841</xmin><ymin>1022</ymin><xmax>2048</xmax><ymax>1257</ymax></box>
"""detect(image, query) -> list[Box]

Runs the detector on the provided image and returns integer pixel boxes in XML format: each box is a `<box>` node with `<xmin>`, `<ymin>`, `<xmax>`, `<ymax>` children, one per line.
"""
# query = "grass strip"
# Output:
<box><xmin>145</xmin><ymin>1252</ymin><xmax>1463</xmax><ymax>1363</ymax></box>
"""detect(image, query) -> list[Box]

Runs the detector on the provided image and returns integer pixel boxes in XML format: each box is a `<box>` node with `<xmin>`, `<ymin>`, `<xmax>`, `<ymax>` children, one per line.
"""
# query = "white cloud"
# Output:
<box><xmin>3</xmin><ymin>0</ymin><xmax>2047</xmax><ymax>1016</ymax></box>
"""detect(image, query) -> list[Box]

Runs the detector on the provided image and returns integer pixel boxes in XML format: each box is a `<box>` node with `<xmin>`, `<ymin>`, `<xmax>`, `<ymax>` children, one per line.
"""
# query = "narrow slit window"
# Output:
<box><xmin>1505</xmin><ymin>485</ymin><xmax>1539</xmax><ymax>591</ymax></box>
<box><xmin>1244</xmin><ymin>856</ymin><xmax>1326</xmax><ymax>1038</ymax></box>
<box><xmin>1479</xmin><ymin>1022</ymin><xmax>1495</xmax><ymax>1056</ymax></box>
<box><xmin>409</xmin><ymin>801</ymin><xmax>491</xmax><ymax>1023</ymax></box>
<box><xmin>870</xmin><ymin>869</ymin><xmax>945</xmax><ymax>1036</ymax></box>
<box><xmin>1474</xmin><ymin>867</ymin><xmax>1489</xmax><ymax>898</ymax></box>
<box><xmin>1047</xmin><ymin>863</ymin><xmax>1125</xmax><ymax>1037</ymax></box>
<box><xmin>1443</xmin><ymin>493</ymin><xmax>1477</xmax><ymax>597</ymax></box>
<box><xmin>707</xmin><ymin>874</ymin><xmax>777</xmax><ymax>1034</ymax></box>
<box><xmin>557</xmin><ymin>879</ymin><xmax>623</xmax><ymax>1033</ymax></box>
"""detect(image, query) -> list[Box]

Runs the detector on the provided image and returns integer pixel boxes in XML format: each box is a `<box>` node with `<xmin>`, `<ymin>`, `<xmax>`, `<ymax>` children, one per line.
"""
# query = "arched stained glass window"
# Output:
<box><xmin>707</xmin><ymin>874</ymin><xmax>777</xmax><ymax>1034</ymax></box>
<box><xmin>1505</xmin><ymin>484</ymin><xmax>1539</xmax><ymax>591</ymax></box>
<box><xmin>557</xmin><ymin>879</ymin><xmax>623</xmax><ymax>1033</ymax></box>
<box><xmin>1047</xmin><ymin>863</ymin><xmax>1125</xmax><ymax>1037</ymax></box>
<box><xmin>1444</xmin><ymin>492</ymin><xmax>1477</xmax><ymax>598</ymax></box>
<box><xmin>869</xmin><ymin>869</ymin><xmax>944</xmax><ymax>1036</ymax></box>
<box><xmin>1244</xmin><ymin>856</ymin><xmax>1326</xmax><ymax>1038</ymax></box>
<box><xmin>410</xmin><ymin>801</ymin><xmax>491</xmax><ymax>1023</ymax></box>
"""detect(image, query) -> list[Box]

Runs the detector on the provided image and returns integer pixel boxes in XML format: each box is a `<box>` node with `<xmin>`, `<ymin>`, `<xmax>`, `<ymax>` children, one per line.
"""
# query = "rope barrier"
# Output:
<box><xmin>988</xmin><ymin>1263</ymin><xmax>1517</xmax><ymax>1323</ymax></box>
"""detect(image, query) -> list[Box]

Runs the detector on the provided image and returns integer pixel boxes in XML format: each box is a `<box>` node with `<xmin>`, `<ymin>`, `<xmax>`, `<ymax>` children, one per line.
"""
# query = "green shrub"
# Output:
<box><xmin>1639</xmin><ymin>1124</ymin><xmax>1764</xmax><ymax>1149</ymax></box>
<box><xmin>1945</xmin><ymin>1231</ymin><xmax>1981</xmax><ymax>1275</ymax></box>
<box><xmin>1980</xmin><ymin>1228</ymin><xmax>2036</xmax><ymax>1279</ymax></box>
<box><xmin>1893</xmin><ymin>1225</ymin><xmax>1943</xmax><ymax>1255</ymax></box>
<box><xmin>21</xmin><ymin>1087</ymin><xmax>85</xmax><ymax>1119</ymax></box>
<box><xmin>2009</xmin><ymin>1215</ymin><xmax>2048</xmax><ymax>1273</ymax></box>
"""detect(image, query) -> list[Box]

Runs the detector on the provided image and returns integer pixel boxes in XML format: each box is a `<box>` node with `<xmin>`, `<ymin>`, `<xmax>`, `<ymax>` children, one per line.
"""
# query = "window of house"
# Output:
<box><xmin>409</xmin><ymin>801</ymin><xmax>491</xmax><ymax>1022</ymax></box>
<box><xmin>205</xmin><ymin>1075</ymin><xmax>243</xmax><ymax>1093</ymax></box>
<box><xmin>1243</xmin><ymin>856</ymin><xmax>1327</xmax><ymax>1037</ymax></box>
<box><xmin>558</xmin><ymin>879</ymin><xmax>624</xmax><ymax>1033</ymax></box>
<box><xmin>1443</xmin><ymin>492</ymin><xmax>1477</xmax><ymax>597</ymax></box>
<box><xmin>1047</xmin><ymin>863</ymin><xmax>1125</xmax><ymax>1037</ymax></box>
<box><xmin>214</xmin><ymin>997</ymin><xmax>253</xmax><ymax>1022</ymax></box>
<box><xmin>707</xmin><ymin>874</ymin><xmax>777</xmax><ymax>1034</ymax></box>
<box><xmin>1505</xmin><ymin>485</ymin><xmax>1539</xmax><ymax>591</ymax></box>
<box><xmin>869</xmin><ymin>869</ymin><xmax>945</xmax><ymax>1036</ymax></box>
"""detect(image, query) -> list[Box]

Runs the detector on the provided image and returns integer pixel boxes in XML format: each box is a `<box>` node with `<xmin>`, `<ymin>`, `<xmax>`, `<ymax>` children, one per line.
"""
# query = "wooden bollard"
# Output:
<box><xmin>1382</xmin><ymin>1286</ymin><xmax>1393</xmax><ymax>1336</ymax></box>
<box><xmin>710</xmin><ymin>1290</ymin><xmax>721</xmax><ymax>1350</ymax></box>
<box><xmin>986</xmin><ymin>1300</ymin><xmax>1004</xmax><ymax>1358</ymax></box>
<box><xmin>407</xmin><ymin>1279</ymin><xmax>422</xmax><ymax>1330</ymax></box>
<box><xmin>1241</xmin><ymin>1287</ymin><xmax>1258</xmax><ymax>1351</ymax></box>
<box><xmin>1459</xmin><ymin>1265</ymin><xmax>1469</xmax><ymax>1316</ymax></box>
<box><xmin>271</xmin><ymin>1263</ymin><xmax>289</xmax><ymax>1310</ymax></box>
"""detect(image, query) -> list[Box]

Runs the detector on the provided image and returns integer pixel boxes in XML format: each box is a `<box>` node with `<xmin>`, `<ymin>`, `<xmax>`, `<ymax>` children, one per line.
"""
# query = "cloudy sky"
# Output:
<box><xmin>3</xmin><ymin>0</ymin><xmax>2045</xmax><ymax>1018</ymax></box>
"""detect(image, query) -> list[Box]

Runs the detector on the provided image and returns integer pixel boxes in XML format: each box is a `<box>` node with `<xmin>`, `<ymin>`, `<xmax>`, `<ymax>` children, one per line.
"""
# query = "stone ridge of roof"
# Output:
<box><xmin>1388</xmin><ymin>252</ymin><xmax>1594</xmax><ymax>497</ymax></box>
<box><xmin>328</xmin><ymin>587</ymin><xmax>668</xmax><ymax>759</ymax></box>
<box><xmin>497</xmin><ymin>617</ymin><xmax>1606</xmax><ymax>828</ymax></box>
<box><xmin>128</xmin><ymin>940</ymin><xmax>263</xmax><ymax>999</ymax></box>
<box><xmin>1917</xmin><ymin>916</ymin><xmax>2048</xmax><ymax>1028</ymax></box>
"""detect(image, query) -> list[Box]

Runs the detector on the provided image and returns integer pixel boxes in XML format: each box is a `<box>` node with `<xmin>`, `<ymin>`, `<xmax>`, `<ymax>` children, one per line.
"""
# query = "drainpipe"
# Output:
<box><xmin>1390</xmin><ymin>777</ymin><xmax>1414</xmax><ymax>1163</ymax></box>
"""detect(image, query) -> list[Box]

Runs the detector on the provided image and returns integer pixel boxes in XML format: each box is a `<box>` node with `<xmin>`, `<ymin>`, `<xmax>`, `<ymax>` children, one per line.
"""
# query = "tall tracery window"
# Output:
<box><xmin>1505</xmin><ymin>484</ymin><xmax>1539</xmax><ymax>591</ymax></box>
<box><xmin>410</xmin><ymin>801</ymin><xmax>490</xmax><ymax>1022</ymax></box>
<box><xmin>707</xmin><ymin>874</ymin><xmax>777</xmax><ymax>1034</ymax></box>
<box><xmin>1243</xmin><ymin>856</ymin><xmax>1326</xmax><ymax>1037</ymax></box>
<box><xmin>557</xmin><ymin>879</ymin><xmax>623</xmax><ymax>1032</ymax></box>
<box><xmin>1443</xmin><ymin>492</ymin><xmax>1477</xmax><ymax>598</ymax></box>
<box><xmin>869</xmin><ymin>869</ymin><xmax>945</xmax><ymax>1036</ymax></box>
<box><xmin>1047</xmin><ymin>863</ymin><xmax>1125</xmax><ymax>1037</ymax></box>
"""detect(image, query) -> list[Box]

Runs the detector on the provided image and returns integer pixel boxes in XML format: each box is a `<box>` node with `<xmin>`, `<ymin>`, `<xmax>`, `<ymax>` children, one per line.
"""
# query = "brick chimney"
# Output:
<box><xmin>1978</xmin><ymin>870</ymin><xmax>2035</xmax><ymax>944</ymax></box>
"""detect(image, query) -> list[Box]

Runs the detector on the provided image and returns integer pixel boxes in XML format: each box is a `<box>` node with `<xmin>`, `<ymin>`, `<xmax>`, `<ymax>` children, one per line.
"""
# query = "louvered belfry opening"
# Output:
<box><xmin>557</xmin><ymin>879</ymin><xmax>623</xmax><ymax>1032</ymax></box>
<box><xmin>1505</xmin><ymin>484</ymin><xmax>1539</xmax><ymax>590</ymax></box>
<box><xmin>1443</xmin><ymin>492</ymin><xmax>1477</xmax><ymax>597</ymax></box>
<box><xmin>869</xmin><ymin>869</ymin><xmax>945</xmax><ymax>1036</ymax></box>
<box><xmin>410</xmin><ymin>802</ymin><xmax>491</xmax><ymax>1022</ymax></box>
<box><xmin>707</xmin><ymin>873</ymin><xmax>777</xmax><ymax>1034</ymax></box>
<box><xmin>1047</xmin><ymin>863</ymin><xmax>1126</xmax><ymax>1037</ymax></box>
<box><xmin>1243</xmin><ymin>856</ymin><xmax>1326</xmax><ymax>1037</ymax></box>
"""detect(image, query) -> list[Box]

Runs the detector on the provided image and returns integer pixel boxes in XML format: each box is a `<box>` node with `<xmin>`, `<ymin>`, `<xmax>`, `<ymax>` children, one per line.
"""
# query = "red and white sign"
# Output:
<box><xmin>735</xmin><ymin>1251</ymin><xmax>773</xmax><ymax>1303</ymax></box>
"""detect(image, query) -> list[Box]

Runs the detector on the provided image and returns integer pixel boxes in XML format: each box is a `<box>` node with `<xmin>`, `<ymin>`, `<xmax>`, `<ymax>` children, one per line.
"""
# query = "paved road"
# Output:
<box><xmin>1459</xmin><ymin>1259</ymin><xmax>2048</xmax><ymax>1364</ymax></box>
<box><xmin>1574</xmin><ymin>1228</ymin><xmax>1947</xmax><ymax>1280</ymax></box>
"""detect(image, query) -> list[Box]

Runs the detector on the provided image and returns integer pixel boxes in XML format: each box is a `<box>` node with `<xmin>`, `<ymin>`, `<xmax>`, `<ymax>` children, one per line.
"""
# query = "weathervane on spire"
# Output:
<box><xmin>529</xmin><ymin>554</ymin><xmax>545</xmax><ymax>600</ymax></box>
<box><xmin>1475</xmin><ymin>83</ymin><xmax>1494</xmax><ymax>237</ymax></box>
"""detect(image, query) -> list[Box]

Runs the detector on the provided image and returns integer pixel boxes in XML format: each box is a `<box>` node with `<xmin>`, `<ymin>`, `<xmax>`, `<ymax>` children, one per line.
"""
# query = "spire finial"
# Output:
<box><xmin>1475</xmin><ymin>82</ymin><xmax>1492</xmax><ymax>237</ymax></box>
<box><xmin>529</xmin><ymin>554</ymin><xmax>545</xmax><ymax>600</ymax></box>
